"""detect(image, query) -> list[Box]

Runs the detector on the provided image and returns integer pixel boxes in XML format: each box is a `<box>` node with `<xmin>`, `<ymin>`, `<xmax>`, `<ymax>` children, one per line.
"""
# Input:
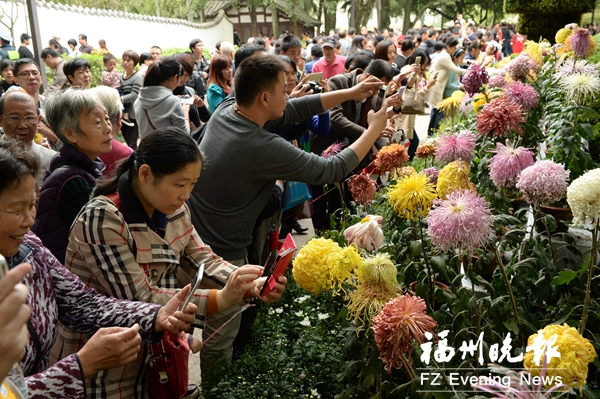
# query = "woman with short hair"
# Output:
<box><xmin>206</xmin><ymin>55</ymin><xmax>232</xmax><ymax>113</ymax></box>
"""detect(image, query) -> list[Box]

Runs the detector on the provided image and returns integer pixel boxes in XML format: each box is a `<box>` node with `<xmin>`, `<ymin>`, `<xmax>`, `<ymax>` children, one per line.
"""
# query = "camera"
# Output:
<box><xmin>306</xmin><ymin>80</ymin><xmax>323</xmax><ymax>94</ymax></box>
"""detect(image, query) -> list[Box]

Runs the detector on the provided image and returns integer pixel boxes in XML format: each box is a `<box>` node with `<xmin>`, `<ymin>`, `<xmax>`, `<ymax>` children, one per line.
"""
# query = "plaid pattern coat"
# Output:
<box><xmin>52</xmin><ymin>174</ymin><xmax>237</xmax><ymax>398</ymax></box>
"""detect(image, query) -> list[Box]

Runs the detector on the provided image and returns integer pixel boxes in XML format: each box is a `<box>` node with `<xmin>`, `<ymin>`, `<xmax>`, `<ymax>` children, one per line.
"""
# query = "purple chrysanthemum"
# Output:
<box><xmin>504</xmin><ymin>81</ymin><xmax>539</xmax><ymax>113</ymax></box>
<box><xmin>435</xmin><ymin>130</ymin><xmax>476</xmax><ymax>165</ymax></box>
<box><xmin>554</xmin><ymin>59</ymin><xmax>598</xmax><ymax>80</ymax></box>
<box><xmin>476</xmin><ymin>97</ymin><xmax>524</xmax><ymax>137</ymax></box>
<box><xmin>569</xmin><ymin>28</ymin><xmax>594</xmax><ymax>58</ymax></box>
<box><xmin>426</xmin><ymin>190</ymin><xmax>494</xmax><ymax>254</ymax></box>
<box><xmin>462</xmin><ymin>63</ymin><xmax>489</xmax><ymax>96</ymax></box>
<box><xmin>488</xmin><ymin>73</ymin><xmax>507</xmax><ymax>89</ymax></box>
<box><xmin>506</xmin><ymin>54</ymin><xmax>537</xmax><ymax>81</ymax></box>
<box><xmin>422</xmin><ymin>167</ymin><xmax>440</xmax><ymax>186</ymax></box>
<box><xmin>489</xmin><ymin>140</ymin><xmax>535</xmax><ymax>190</ymax></box>
<box><xmin>321</xmin><ymin>142</ymin><xmax>346</xmax><ymax>158</ymax></box>
<box><xmin>516</xmin><ymin>160</ymin><xmax>570</xmax><ymax>205</ymax></box>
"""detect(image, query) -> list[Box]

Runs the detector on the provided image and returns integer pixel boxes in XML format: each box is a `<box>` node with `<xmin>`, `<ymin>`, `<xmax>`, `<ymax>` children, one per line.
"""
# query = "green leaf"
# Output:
<box><xmin>504</xmin><ymin>319</ymin><xmax>519</xmax><ymax>334</ymax></box>
<box><xmin>551</xmin><ymin>270</ymin><xmax>578</xmax><ymax>286</ymax></box>
<box><xmin>578</xmin><ymin>253</ymin><xmax>591</xmax><ymax>278</ymax></box>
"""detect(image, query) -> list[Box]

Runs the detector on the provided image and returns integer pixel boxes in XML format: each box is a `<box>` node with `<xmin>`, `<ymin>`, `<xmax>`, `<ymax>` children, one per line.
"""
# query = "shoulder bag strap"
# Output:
<box><xmin>143</xmin><ymin>109</ymin><xmax>157</xmax><ymax>131</ymax></box>
<box><xmin>27</xmin><ymin>320</ymin><xmax>43</xmax><ymax>373</ymax></box>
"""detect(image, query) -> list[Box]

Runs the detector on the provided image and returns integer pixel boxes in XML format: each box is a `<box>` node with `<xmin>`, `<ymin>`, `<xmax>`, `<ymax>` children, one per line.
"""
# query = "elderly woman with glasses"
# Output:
<box><xmin>32</xmin><ymin>89</ymin><xmax>113</xmax><ymax>263</ymax></box>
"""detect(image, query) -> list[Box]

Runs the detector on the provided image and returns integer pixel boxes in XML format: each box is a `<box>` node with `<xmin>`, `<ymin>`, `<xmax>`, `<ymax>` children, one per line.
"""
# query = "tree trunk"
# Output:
<box><xmin>350</xmin><ymin>0</ymin><xmax>356</xmax><ymax>29</ymax></box>
<box><xmin>324</xmin><ymin>4</ymin><xmax>336</xmax><ymax>34</ymax></box>
<box><xmin>250</xmin><ymin>4</ymin><xmax>258</xmax><ymax>37</ymax></box>
<box><xmin>403</xmin><ymin>0</ymin><xmax>413</xmax><ymax>32</ymax></box>
<box><xmin>186</xmin><ymin>0</ymin><xmax>193</xmax><ymax>22</ymax></box>
<box><xmin>155</xmin><ymin>0</ymin><xmax>160</xmax><ymax>17</ymax></box>
<box><xmin>271</xmin><ymin>5</ymin><xmax>279</xmax><ymax>37</ymax></box>
<box><xmin>378</xmin><ymin>0</ymin><xmax>390</xmax><ymax>29</ymax></box>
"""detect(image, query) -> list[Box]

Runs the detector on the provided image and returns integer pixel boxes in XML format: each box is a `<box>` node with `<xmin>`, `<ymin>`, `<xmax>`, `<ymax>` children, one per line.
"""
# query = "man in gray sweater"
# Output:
<box><xmin>187</xmin><ymin>54</ymin><xmax>390</xmax><ymax>376</ymax></box>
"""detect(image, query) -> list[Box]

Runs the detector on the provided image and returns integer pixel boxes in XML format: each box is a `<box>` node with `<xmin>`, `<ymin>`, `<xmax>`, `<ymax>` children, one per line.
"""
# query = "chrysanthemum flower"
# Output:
<box><xmin>504</xmin><ymin>81</ymin><xmax>539</xmax><ymax>113</ymax></box>
<box><xmin>460</xmin><ymin>92</ymin><xmax>491</xmax><ymax>115</ymax></box>
<box><xmin>566</xmin><ymin>168</ymin><xmax>600</xmax><ymax>225</ymax></box>
<box><xmin>427</xmin><ymin>190</ymin><xmax>494</xmax><ymax>253</ymax></box>
<box><xmin>436</xmin><ymin>160</ymin><xmax>476</xmax><ymax>200</ymax></box>
<box><xmin>422</xmin><ymin>167</ymin><xmax>439</xmax><ymax>186</ymax></box>
<box><xmin>487</xmin><ymin>73</ymin><xmax>507</xmax><ymax>89</ymax></box>
<box><xmin>438</xmin><ymin>90</ymin><xmax>466</xmax><ymax>115</ymax></box>
<box><xmin>321</xmin><ymin>142</ymin><xmax>346</xmax><ymax>158</ymax></box>
<box><xmin>558</xmin><ymin>72</ymin><xmax>600</xmax><ymax>105</ymax></box>
<box><xmin>293</xmin><ymin>238</ymin><xmax>341</xmax><ymax>296</ymax></box>
<box><xmin>390</xmin><ymin>166</ymin><xmax>416</xmax><ymax>181</ymax></box>
<box><xmin>462</xmin><ymin>63</ymin><xmax>489</xmax><ymax>96</ymax></box>
<box><xmin>489</xmin><ymin>140</ymin><xmax>535</xmax><ymax>190</ymax></box>
<box><xmin>476</xmin><ymin>96</ymin><xmax>524</xmax><ymax>137</ymax></box>
<box><xmin>516</xmin><ymin>160</ymin><xmax>570</xmax><ymax>205</ymax></box>
<box><xmin>555</xmin><ymin>28</ymin><xmax>573</xmax><ymax>44</ymax></box>
<box><xmin>387</xmin><ymin>172</ymin><xmax>437</xmax><ymax>220</ymax></box>
<box><xmin>344</xmin><ymin>215</ymin><xmax>384</xmax><ymax>252</ymax></box>
<box><xmin>346</xmin><ymin>284</ymin><xmax>398</xmax><ymax>329</ymax></box>
<box><xmin>326</xmin><ymin>245</ymin><xmax>362</xmax><ymax>293</ymax></box>
<box><xmin>506</xmin><ymin>53</ymin><xmax>538</xmax><ymax>81</ymax></box>
<box><xmin>415</xmin><ymin>140</ymin><xmax>436</xmax><ymax>158</ymax></box>
<box><xmin>348</xmin><ymin>174</ymin><xmax>377</xmax><ymax>207</ymax></box>
<box><xmin>522</xmin><ymin>42</ymin><xmax>543</xmax><ymax>70</ymax></box>
<box><xmin>554</xmin><ymin>59</ymin><xmax>598</xmax><ymax>80</ymax></box>
<box><xmin>374</xmin><ymin>143</ymin><xmax>409</xmax><ymax>173</ymax></box>
<box><xmin>524</xmin><ymin>323</ymin><xmax>597</xmax><ymax>392</ymax></box>
<box><xmin>372</xmin><ymin>294</ymin><xmax>438</xmax><ymax>373</ymax></box>
<box><xmin>566</xmin><ymin>28</ymin><xmax>596</xmax><ymax>58</ymax></box>
<box><xmin>357</xmin><ymin>253</ymin><xmax>399</xmax><ymax>293</ymax></box>
<box><xmin>435</xmin><ymin>130</ymin><xmax>477</xmax><ymax>165</ymax></box>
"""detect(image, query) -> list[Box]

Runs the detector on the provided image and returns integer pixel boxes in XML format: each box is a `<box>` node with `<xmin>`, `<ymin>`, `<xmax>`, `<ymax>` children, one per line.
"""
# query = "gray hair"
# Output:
<box><xmin>44</xmin><ymin>88</ymin><xmax>102</xmax><ymax>146</ymax></box>
<box><xmin>90</xmin><ymin>86</ymin><xmax>122</xmax><ymax>125</ymax></box>
<box><xmin>221</xmin><ymin>41</ymin><xmax>234</xmax><ymax>56</ymax></box>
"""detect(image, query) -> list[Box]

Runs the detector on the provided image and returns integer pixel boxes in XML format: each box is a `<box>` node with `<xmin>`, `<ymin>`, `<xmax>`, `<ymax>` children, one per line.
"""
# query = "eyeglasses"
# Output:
<box><xmin>2</xmin><ymin>115</ymin><xmax>38</xmax><ymax>124</ymax></box>
<box><xmin>17</xmin><ymin>70</ymin><xmax>40</xmax><ymax>77</ymax></box>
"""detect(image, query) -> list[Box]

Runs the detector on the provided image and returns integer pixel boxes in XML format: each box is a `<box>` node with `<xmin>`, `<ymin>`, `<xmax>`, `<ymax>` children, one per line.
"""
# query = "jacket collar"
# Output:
<box><xmin>51</xmin><ymin>143</ymin><xmax>105</xmax><ymax>178</ymax></box>
<box><xmin>7</xmin><ymin>240</ymin><xmax>34</xmax><ymax>268</ymax></box>
<box><xmin>117</xmin><ymin>172</ymin><xmax>167</xmax><ymax>234</ymax></box>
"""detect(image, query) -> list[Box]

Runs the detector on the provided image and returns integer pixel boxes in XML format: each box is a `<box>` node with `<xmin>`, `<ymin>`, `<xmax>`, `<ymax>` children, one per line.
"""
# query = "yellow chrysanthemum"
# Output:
<box><xmin>438</xmin><ymin>90</ymin><xmax>465</xmax><ymax>115</ymax></box>
<box><xmin>524</xmin><ymin>323</ymin><xmax>597</xmax><ymax>392</ymax></box>
<box><xmin>357</xmin><ymin>253</ymin><xmax>399</xmax><ymax>292</ymax></box>
<box><xmin>388</xmin><ymin>172</ymin><xmax>437</xmax><ymax>220</ymax></box>
<box><xmin>436</xmin><ymin>160</ymin><xmax>476</xmax><ymax>200</ymax></box>
<box><xmin>346</xmin><ymin>284</ymin><xmax>398</xmax><ymax>328</ymax></box>
<box><xmin>33</xmin><ymin>132</ymin><xmax>45</xmax><ymax>144</ymax></box>
<box><xmin>327</xmin><ymin>245</ymin><xmax>362</xmax><ymax>294</ymax></box>
<box><xmin>555</xmin><ymin>28</ymin><xmax>573</xmax><ymax>44</ymax></box>
<box><xmin>494</xmin><ymin>57</ymin><xmax>513</xmax><ymax>69</ymax></box>
<box><xmin>293</xmin><ymin>238</ymin><xmax>340</xmax><ymax>296</ymax></box>
<box><xmin>523</xmin><ymin>40</ymin><xmax>544</xmax><ymax>67</ymax></box>
<box><xmin>472</xmin><ymin>92</ymin><xmax>491</xmax><ymax>114</ymax></box>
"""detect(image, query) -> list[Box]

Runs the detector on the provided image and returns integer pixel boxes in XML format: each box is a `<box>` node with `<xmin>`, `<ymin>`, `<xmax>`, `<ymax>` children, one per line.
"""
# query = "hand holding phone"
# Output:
<box><xmin>373</xmin><ymin>85</ymin><xmax>388</xmax><ymax>112</ymax></box>
<box><xmin>179</xmin><ymin>264</ymin><xmax>204</xmax><ymax>312</ymax></box>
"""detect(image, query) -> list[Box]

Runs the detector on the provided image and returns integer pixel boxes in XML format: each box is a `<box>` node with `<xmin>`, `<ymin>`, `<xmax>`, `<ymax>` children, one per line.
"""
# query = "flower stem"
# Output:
<box><xmin>494</xmin><ymin>245</ymin><xmax>522</xmax><ymax>336</ymax></box>
<box><xmin>580</xmin><ymin>222</ymin><xmax>598</xmax><ymax>334</ymax></box>
<box><xmin>541</xmin><ymin>214</ymin><xmax>557</xmax><ymax>268</ymax></box>
<box><xmin>417</xmin><ymin>218</ymin><xmax>435</xmax><ymax>308</ymax></box>
<box><xmin>399</xmin><ymin>352</ymin><xmax>416</xmax><ymax>380</ymax></box>
<box><xmin>335</xmin><ymin>182</ymin><xmax>346</xmax><ymax>229</ymax></box>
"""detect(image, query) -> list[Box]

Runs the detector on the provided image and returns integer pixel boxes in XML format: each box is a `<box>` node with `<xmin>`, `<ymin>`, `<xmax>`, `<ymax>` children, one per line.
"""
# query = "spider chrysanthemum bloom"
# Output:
<box><xmin>504</xmin><ymin>81</ymin><xmax>539</xmax><ymax>114</ymax></box>
<box><xmin>553</xmin><ymin>58</ymin><xmax>598</xmax><ymax>80</ymax></box>
<box><xmin>489</xmin><ymin>140</ymin><xmax>535</xmax><ymax>190</ymax></box>
<box><xmin>516</xmin><ymin>160</ymin><xmax>570</xmax><ymax>205</ymax></box>
<box><xmin>438</xmin><ymin>90</ymin><xmax>465</xmax><ymax>115</ymax></box>
<box><xmin>387</xmin><ymin>172</ymin><xmax>437</xmax><ymax>220</ymax></box>
<box><xmin>346</xmin><ymin>284</ymin><xmax>398</xmax><ymax>329</ymax></box>
<box><xmin>555</xmin><ymin>28</ymin><xmax>573</xmax><ymax>44</ymax></box>
<box><xmin>566</xmin><ymin>168</ymin><xmax>600</xmax><ymax>225</ymax></box>
<box><xmin>558</xmin><ymin>72</ymin><xmax>600</xmax><ymax>105</ymax></box>
<box><xmin>416</xmin><ymin>140</ymin><xmax>437</xmax><ymax>158</ymax></box>
<box><xmin>462</xmin><ymin>63</ymin><xmax>489</xmax><ymax>96</ymax></box>
<box><xmin>422</xmin><ymin>167</ymin><xmax>439</xmax><ymax>186</ymax></box>
<box><xmin>293</xmin><ymin>238</ymin><xmax>341</xmax><ymax>296</ymax></box>
<box><xmin>427</xmin><ymin>190</ymin><xmax>494</xmax><ymax>253</ymax></box>
<box><xmin>326</xmin><ymin>245</ymin><xmax>362</xmax><ymax>294</ymax></box>
<box><xmin>487</xmin><ymin>73</ymin><xmax>507</xmax><ymax>89</ymax></box>
<box><xmin>435</xmin><ymin>130</ymin><xmax>477</xmax><ymax>165</ymax></box>
<box><xmin>321</xmin><ymin>141</ymin><xmax>346</xmax><ymax>158</ymax></box>
<box><xmin>524</xmin><ymin>324</ymin><xmax>597</xmax><ymax>392</ymax></box>
<box><xmin>374</xmin><ymin>143</ymin><xmax>409</xmax><ymax>173</ymax></box>
<box><xmin>372</xmin><ymin>294</ymin><xmax>438</xmax><ymax>373</ymax></box>
<box><xmin>358</xmin><ymin>253</ymin><xmax>401</xmax><ymax>293</ymax></box>
<box><xmin>476</xmin><ymin>97</ymin><xmax>524</xmax><ymax>137</ymax></box>
<box><xmin>436</xmin><ymin>160</ymin><xmax>476</xmax><ymax>200</ymax></box>
<box><xmin>566</xmin><ymin>28</ymin><xmax>595</xmax><ymax>58</ymax></box>
<box><xmin>506</xmin><ymin>53</ymin><xmax>537</xmax><ymax>81</ymax></box>
<box><xmin>348</xmin><ymin>174</ymin><xmax>377</xmax><ymax>207</ymax></box>
<box><xmin>344</xmin><ymin>215</ymin><xmax>384</xmax><ymax>252</ymax></box>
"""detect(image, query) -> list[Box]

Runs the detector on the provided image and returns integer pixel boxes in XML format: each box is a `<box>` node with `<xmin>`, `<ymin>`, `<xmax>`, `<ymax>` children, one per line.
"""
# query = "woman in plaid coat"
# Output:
<box><xmin>53</xmin><ymin>128</ymin><xmax>287</xmax><ymax>398</ymax></box>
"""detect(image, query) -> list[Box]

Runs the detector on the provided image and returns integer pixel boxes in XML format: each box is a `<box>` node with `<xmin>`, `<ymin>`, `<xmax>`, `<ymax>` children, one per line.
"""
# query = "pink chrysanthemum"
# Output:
<box><xmin>489</xmin><ymin>140</ymin><xmax>535</xmax><ymax>190</ymax></box>
<box><xmin>504</xmin><ymin>81</ymin><xmax>539</xmax><ymax>113</ymax></box>
<box><xmin>374</xmin><ymin>144</ymin><xmax>409</xmax><ymax>173</ymax></box>
<box><xmin>435</xmin><ymin>130</ymin><xmax>476</xmax><ymax>165</ymax></box>
<box><xmin>321</xmin><ymin>142</ymin><xmax>346</xmax><ymax>158</ymax></box>
<box><xmin>476</xmin><ymin>97</ymin><xmax>524</xmax><ymax>137</ymax></box>
<box><xmin>568</xmin><ymin>28</ymin><xmax>594</xmax><ymax>58</ymax></box>
<box><xmin>462</xmin><ymin>63</ymin><xmax>489</xmax><ymax>96</ymax></box>
<box><xmin>516</xmin><ymin>160</ymin><xmax>570</xmax><ymax>205</ymax></box>
<box><xmin>554</xmin><ymin>59</ymin><xmax>598</xmax><ymax>80</ymax></box>
<box><xmin>426</xmin><ymin>190</ymin><xmax>494</xmax><ymax>253</ymax></box>
<box><xmin>372</xmin><ymin>294</ymin><xmax>437</xmax><ymax>373</ymax></box>
<box><xmin>348</xmin><ymin>174</ymin><xmax>378</xmax><ymax>207</ymax></box>
<box><xmin>422</xmin><ymin>167</ymin><xmax>440</xmax><ymax>186</ymax></box>
<box><xmin>488</xmin><ymin>73</ymin><xmax>507</xmax><ymax>89</ymax></box>
<box><xmin>506</xmin><ymin>53</ymin><xmax>537</xmax><ymax>81</ymax></box>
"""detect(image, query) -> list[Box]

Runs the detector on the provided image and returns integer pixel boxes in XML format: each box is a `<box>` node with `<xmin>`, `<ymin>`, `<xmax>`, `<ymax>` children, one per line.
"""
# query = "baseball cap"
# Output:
<box><xmin>322</xmin><ymin>36</ymin><xmax>338</xmax><ymax>48</ymax></box>
<box><xmin>0</xmin><ymin>32</ymin><xmax>12</xmax><ymax>42</ymax></box>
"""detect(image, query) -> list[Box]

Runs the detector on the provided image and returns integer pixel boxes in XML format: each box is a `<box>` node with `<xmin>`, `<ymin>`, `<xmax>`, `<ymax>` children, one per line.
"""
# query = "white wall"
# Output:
<box><xmin>0</xmin><ymin>0</ymin><xmax>233</xmax><ymax>57</ymax></box>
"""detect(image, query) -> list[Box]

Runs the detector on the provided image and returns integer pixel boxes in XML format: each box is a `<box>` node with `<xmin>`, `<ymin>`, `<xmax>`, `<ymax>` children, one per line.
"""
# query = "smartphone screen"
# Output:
<box><xmin>373</xmin><ymin>85</ymin><xmax>388</xmax><ymax>112</ymax></box>
<box><xmin>179</xmin><ymin>263</ymin><xmax>204</xmax><ymax>311</ymax></box>
<box><xmin>306</xmin><ymin>72</ymin><xmax>323</xmax><ymax>82</ymax></box>
<box><xmin>415</xmin><ymin>56</ymin><xmax>422</xmax><ymax>65</ymax></box>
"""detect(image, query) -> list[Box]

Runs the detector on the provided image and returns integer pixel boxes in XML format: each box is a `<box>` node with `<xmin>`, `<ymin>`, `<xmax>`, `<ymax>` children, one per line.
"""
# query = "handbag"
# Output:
<box><xmin>148</xmin><ymin>331</ymin><xmax>190</xmax><ymax>399</ymax></box>
<box><xmin>401</xmin><ymin>86</ymin><xmax>426</xmax><ymax>115</ymax></box>
<box><xmin>282</xmin><ymin>181</ymin><xmax>311</xmax><ymax>211</ymax></box>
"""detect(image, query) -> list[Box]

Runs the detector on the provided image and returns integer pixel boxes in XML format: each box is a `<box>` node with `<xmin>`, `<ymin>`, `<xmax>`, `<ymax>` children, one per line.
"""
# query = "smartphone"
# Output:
<box><xmin>397</xmin><ymin>86</ymin><xmax>406</xmax><ymax>98</ymax></box>
<box><xmin>432</xmin><ymin>71</ymin><xmax>439</xmax><ymax>79</ymax></box>
<box><xmin>415</xmin><ymin>56</ymin><xmax>422</xmax><ymax>65</ymax></box>
<box><xmin>180</xmin><ymin>96</ymin><xmax>194</xmax><ymax>105</ymax></box>
<box><xmin>0</xmin><ymin>254</ymin><xmax>8</xmax><ymax>279</ymax></box>
<box><xmin>306</xmin><ymin>72</ymin><xmax>323</xmax><ymax>82</ymax></box>
<box><xmin>373</xmin><ymin>85</ymin><xmax>388</xmax><ymax>112</ymax></box>
<box><xmin>179</xmin><ymin>263</ymin><xmax>204</xmax><ymax>311</ymax></box>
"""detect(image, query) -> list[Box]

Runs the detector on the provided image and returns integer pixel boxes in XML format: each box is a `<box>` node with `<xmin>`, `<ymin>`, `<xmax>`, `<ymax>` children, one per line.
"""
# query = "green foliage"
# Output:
<box><xmin>503</xmin><ymin>0</ymin><xmax>590</xmax><ymax>14</ymax></box>
<box><xmin>44</xmin><ymin>53</ymin><xmax>114</xmax><ymax>89</ymax></box>
<box><xmin>588</xmin><ymin>33</ymin><xmax>600</xmax><ymax>64</ymax></box>
<box><xmin>516</xmin><ymin>12</ymin><xmax>583</xmax><ymax>42</ymax></box>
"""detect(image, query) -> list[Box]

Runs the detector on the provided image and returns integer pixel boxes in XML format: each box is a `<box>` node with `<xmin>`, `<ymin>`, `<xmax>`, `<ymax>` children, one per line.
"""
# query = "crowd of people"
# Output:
<box><xmin>0</xmin><ymin>16</ymin><xmax>598</xmax><ymax>398</ymax></box>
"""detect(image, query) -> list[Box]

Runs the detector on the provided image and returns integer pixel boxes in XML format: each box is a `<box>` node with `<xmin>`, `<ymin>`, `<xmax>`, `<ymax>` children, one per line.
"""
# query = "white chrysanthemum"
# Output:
<box><xmin>567</xmin><ymin>168</ymin><xmax>600</xmax><ymax>226</ymax></box>
<box><xmin>558</xmin><ymin>73</ymin><xmax>600</xmax><ymax>105</ymax></box>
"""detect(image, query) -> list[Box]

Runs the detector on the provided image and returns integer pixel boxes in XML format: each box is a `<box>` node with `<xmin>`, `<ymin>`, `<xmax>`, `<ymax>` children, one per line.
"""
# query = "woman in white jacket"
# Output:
<box><xmin>427</xmin><ymin>37</ymin><xmax>465</xmax><ymax>136</ymax></box>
